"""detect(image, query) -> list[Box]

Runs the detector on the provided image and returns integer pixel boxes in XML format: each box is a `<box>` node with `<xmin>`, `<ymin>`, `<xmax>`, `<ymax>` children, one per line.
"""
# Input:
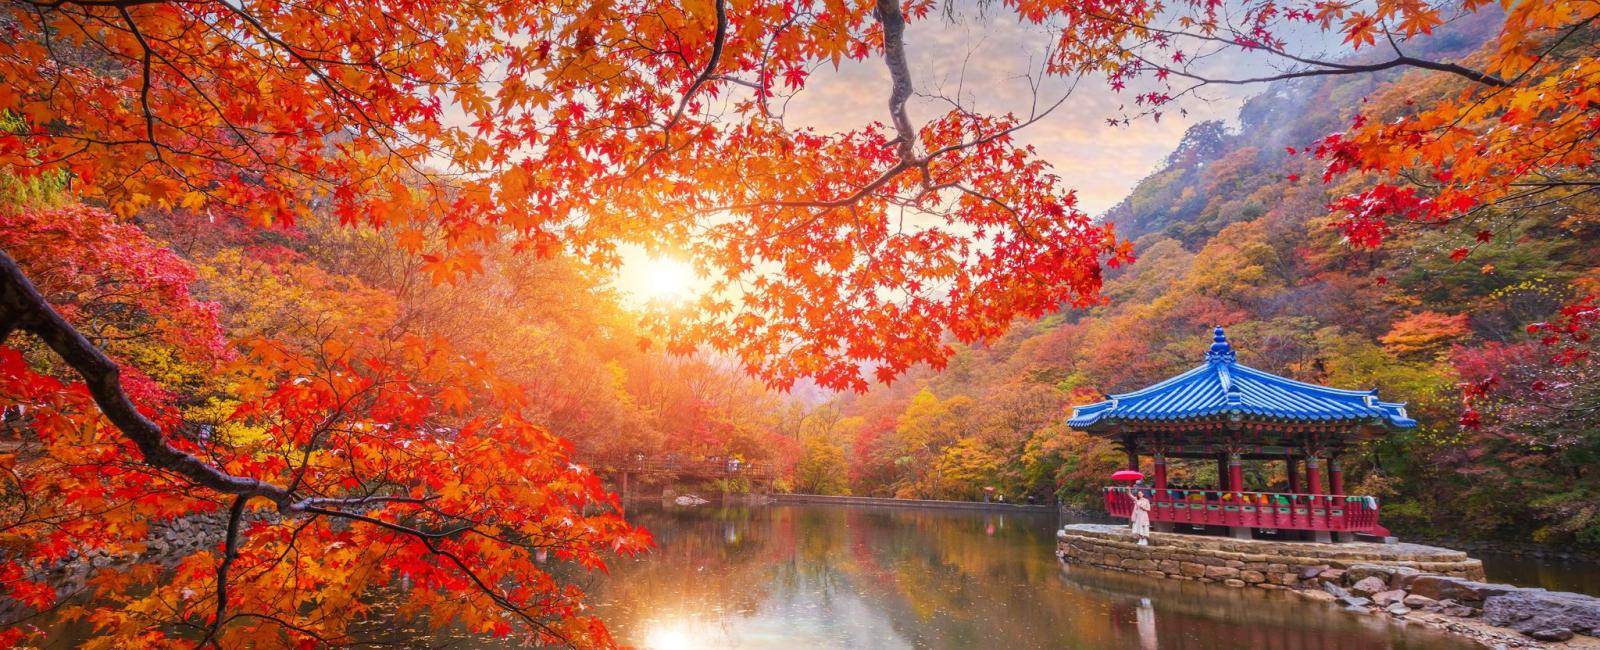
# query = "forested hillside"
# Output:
<box><xmin>3</xmin><ymin>180</ymin><xmax>809</xmax><ymax>481</ymax></box>
<box><xmin>816</xmin><ymin>12</ymin><xmax>1600</xmax><ymax>548</ymax></box>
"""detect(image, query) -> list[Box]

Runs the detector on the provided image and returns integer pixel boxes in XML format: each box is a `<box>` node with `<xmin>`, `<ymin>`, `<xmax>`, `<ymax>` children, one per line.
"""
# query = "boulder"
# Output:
<box><xmin>1435</xmin><ymin>600</ymin><xmax>1479</xmax><ymax>618</ymax></box>
<box><xmin>1298</xmin><ymin>564</ymin><xmax>1330</xmax><ymax>580</ymax></box>
<box><xmin>1371</xmin><ymin>589</ymin><xmax>1408</xmax><ymax>606</ymax></box>
<box><xmin>1339</xmin><ymin>595</ymin><xmax>1372</xmax><ymax>608</ymax></box>
<box><xmin>1239</xmin><ymin>570</ymin><xmax>1266</xmax><ymax>584</ymax></box>
<box><xmin>1402</xmin><ymin>594</ymin><xmax>1438</xmax><ymax>609</ymax></box>
<box><xmin>1385</xmin><ymin>603</ymin><xmax>1411</xmax><ymax>617</ymax></box>
<box><xmin>1179</xmin><ymin>562</ymin><xmax>1205</xmax><ymax>577</ymax></box>
<box><xmin>1316</xmin><ymin>568</ymin><xmax>1346</xmax><ymax>584</ymax></box>
<box><xmin>1349</xmin><ymin>576</ymin><xmax>1388</xmax><ymax>597</ymax></box>
<box><xmin>1322</xmin><ymin>582</ymin><xmax>1351</xmax><ymax>599</ymax></box>
<box><xmin>1481</xmin><ymin>590</ymin><xmax>1600</xmax><ymax>639</ymax></box>
<box><xmin>1298</xmin><ymin>589</ymin><xmax>1338</xmax><ymax>603</ymax></box>
<box><xmin>1204</xmin><ymin>565</ymin><xmax>1239</xmax><ymax>580</ymax></box>
<box><xmin>1406</xmin><ymin>576</ymin><xmax>1517</xmax><ymax>603</ymax></box>
<box><xmin>1530</xmin><ymin>628</ymin><xmax>1575</xmax><ymax>642</ymax></box>
<box><xmin>1345</xmin><ymin>564</ymin><xmax>1422</xmax><ymax>587</ymax></box>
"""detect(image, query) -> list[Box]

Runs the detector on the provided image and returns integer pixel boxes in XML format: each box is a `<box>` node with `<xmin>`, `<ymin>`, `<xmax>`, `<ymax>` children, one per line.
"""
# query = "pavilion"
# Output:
<box><xmin>1068</xmin><ymin>327</ymin><xmax>1416</xmax><ymax>542</ymax></box>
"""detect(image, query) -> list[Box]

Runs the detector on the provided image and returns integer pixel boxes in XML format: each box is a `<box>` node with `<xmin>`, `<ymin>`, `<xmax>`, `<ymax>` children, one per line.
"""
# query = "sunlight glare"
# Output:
<box><xmin>643</xmin><ymin>623</ymin><xmax>694</xmax><ymax>650</ymax></box>
<box><xmin>618</xmin><ymin>254</ymin><xmax>701</xmax><ymax>304</ymax></box>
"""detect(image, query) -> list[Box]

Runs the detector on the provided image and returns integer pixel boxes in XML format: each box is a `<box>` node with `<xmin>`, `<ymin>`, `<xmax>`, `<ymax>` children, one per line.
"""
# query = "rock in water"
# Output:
<box><xmin>1481</xmin><ymin>590</ymin><xmax>1600</xmax><ymax>639</ymax></box>
<box><xmin>1297</xmin><ymin>589</ymin><xmax>1337</xmax><ymax>603</ymax></box>
<box><xmin>1372</xmin><ymin>589</ymin><xmax>1407</xmax><ymax>606</ymax></box>
<box><xmin>1350</xmin><ymin>576</ymin><xmax>1388</xmax><ymax>596</ymax></box>
<box><xmin>1530</xmin><ymin>628</ymin><xmax>1575</xmax><ymax>642</ymax></box>
<box><xmin>1406</xmin><ymin>576</ymin><xmax>1518</xmax><ymax>603</ymax></box>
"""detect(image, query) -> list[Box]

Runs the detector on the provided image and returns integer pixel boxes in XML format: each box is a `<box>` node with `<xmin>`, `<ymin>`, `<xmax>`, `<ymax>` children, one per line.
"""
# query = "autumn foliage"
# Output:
<box><xmin>2</xmin><ymin>0</ymin><xmax>1126</xmax><ymax>645</ymax></box>
<box><xmin>824</xmin><ymin>0</ymin><xmax>1600</xmax><ymax>548</ymax></box>
<box><xmin>2</xmin><ymin>0</ymin><xmax>1599</xmax><ymax>646</ymax></box>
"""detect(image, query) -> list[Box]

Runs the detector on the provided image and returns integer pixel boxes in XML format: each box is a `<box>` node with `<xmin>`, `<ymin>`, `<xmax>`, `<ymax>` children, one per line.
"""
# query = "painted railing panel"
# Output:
<box><xmin>1103</xmin><ymin>486</ymin><xmax>1383</xmax><ymax>534</ymax></box>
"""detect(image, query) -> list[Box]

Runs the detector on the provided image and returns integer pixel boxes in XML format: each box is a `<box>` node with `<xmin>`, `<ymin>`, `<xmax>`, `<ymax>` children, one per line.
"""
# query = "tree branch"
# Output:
<box><xmin>630</xmin><ymin>0</ymin><xmax>728</xmax><ymax>175</ymax></box>
<box><xmin>0</xmin><ymin>248</ymin><xmax>294</xmax><ymax>507</ymax></box>
<box><xmin>875</xmin><ymin>0</ymin><xmax>917</xmax><ymax>161</ymax></box>
<box><xmin>198</xmin><ymin>494</ymin><xmax>248</xmax><ymax>648</ymax></box>
<box><xmin>661</xmin><ymin>0</ymin><xmax>728</xmax><ymax>140</ymax></box>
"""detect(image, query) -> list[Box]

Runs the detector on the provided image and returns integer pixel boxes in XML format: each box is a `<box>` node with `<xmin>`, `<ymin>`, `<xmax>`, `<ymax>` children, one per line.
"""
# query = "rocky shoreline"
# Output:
<box><xmin>1058</xmin><ymin>524</ymin><xmax>1600</xmax><ymax>648</ymax></box>
<box><xmin>0</xmin><ymin>511</ymin><xmax>235</xmax><ymax>625</ymax></box>
<box><xmin>1293</xmin><ymin>563</ymin><xmax>1600</xmax><ymax>648</ymax></box>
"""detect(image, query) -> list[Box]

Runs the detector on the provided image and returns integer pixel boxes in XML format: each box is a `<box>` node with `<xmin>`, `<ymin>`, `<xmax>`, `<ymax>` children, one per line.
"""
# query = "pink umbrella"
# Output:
<box><xmin>1110</xmin><ymin>470</ymin><xmax>1145</xmax><ymax>482</ymax></box>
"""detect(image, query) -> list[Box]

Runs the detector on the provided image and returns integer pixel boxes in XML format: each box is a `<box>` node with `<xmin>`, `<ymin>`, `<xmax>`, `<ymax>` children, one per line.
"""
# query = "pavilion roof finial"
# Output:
<box><xmin>1205</xmin><ymin>326</ymin><xmax>1236</xmax><ymax>364</ymax></box>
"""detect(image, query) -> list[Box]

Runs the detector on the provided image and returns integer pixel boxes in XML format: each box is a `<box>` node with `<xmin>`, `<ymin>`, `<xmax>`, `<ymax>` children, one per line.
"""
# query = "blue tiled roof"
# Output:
<box><xmin>1067</xmin><ymin>328</ymin><xmax>1416</xmax><ymax>430</ymax></box>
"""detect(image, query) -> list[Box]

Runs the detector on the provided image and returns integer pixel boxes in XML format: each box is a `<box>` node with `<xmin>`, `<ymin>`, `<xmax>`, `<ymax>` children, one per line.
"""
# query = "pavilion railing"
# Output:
<box><xmin>1104</xmin><ymin>486</ymin><xmax>1383</xmax><ymax>535</ymax></box>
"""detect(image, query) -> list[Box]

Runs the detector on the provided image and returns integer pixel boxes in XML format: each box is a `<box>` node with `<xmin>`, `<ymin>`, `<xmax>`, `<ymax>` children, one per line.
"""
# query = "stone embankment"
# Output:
<box><xmin>0</xmin><ymin>511</ymin><xmax>236</xmax><ymax>624</ymax></box>
<box><xmin>1059</xmin><ymin>524</ymin><xmax>1600</xmax><ymax>647</ymax></box>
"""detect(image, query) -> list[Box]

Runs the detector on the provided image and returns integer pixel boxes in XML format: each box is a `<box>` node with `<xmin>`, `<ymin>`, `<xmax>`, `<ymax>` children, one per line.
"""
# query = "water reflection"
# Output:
<box><xmin>587</xmin><ymin>504</ymin><xmax>1476</xmax><ymax>649</ymax></box>
<box><xmin>1478</xmin><ymin>551</ymin><xmax>1600</xmax><ymax>597</ymax></box>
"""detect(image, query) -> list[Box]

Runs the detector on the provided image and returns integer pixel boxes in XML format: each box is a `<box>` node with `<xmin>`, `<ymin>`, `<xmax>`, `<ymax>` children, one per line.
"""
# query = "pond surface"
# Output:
<box><xmin>579</xmin><ymin>504</ymin><xmax>1478</xmax><ymax>649</ymax></box>
<box><xmin>1479</xmin><ymin>550</ymin><xmax>1600</xmax><ymax>597</ymax></box>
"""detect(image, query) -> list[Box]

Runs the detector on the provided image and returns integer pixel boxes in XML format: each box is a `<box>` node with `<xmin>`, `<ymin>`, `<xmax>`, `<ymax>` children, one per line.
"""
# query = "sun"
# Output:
<box><xmin>617</xmin><ymin>254</ymin><xmax>701</xmax><ymax>304</ymax></box>
<box><xmin>642</xmin><ymin>624</ymin><xmax>694</xmax><ymax>650</ymax></box>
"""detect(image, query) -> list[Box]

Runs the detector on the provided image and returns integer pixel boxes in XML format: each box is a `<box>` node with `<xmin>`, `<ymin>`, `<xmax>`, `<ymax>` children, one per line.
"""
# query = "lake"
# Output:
<box><xmin>45</xmin><ymin>501</ymin><xmax>1592</xmax><ymax>648</ymax></box>
<box><xmin>576</xmin><ymin>503</ymin><xmax>1481</xmax><ymax>649</ymax></box>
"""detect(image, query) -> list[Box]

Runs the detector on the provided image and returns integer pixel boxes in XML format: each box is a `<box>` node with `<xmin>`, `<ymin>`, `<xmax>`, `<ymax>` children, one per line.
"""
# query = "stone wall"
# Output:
<box><xmin>1</xmin><ymin>511</ymin><xmax>255</xmax><ymax>624</ymax></box>
<box><xmin>1059</xmin><ymin>524</ymin><xmax>1600</xmax><ymax>645</ymax></box>
<box><xmin>1056</xmin><ymin>523</ymin><xmax>1484</xmax><ymax>590</ymax></box>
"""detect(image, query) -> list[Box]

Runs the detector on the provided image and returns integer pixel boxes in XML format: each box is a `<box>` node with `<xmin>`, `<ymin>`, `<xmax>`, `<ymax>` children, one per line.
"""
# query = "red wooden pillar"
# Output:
<box><xmin>1227</xmin><ymin>452</ymin><xmax>1244</xmax><ymax>493</ymax></box>
<box><xmin>1306</xmin><ymin>457</ymin><xmax>1323</xmax><ymax>495</ymax></box>
<box><xmin>1287</xmin><ymin>457</ymin><xmax>1301</xmax><ymax>493</ymax></box>
<box><xmin>1153</xmin><ymin>453</ymin><xmax>1168</xmax><ymax>490</ymax></box>
<box><xmin>1306</xmin><ymin>456</ymin><xmax>1330</xmax><ymax>541</ymax></box>
<box><xmin>1328</xmin><ymin>456</ymin><xmax>1348</xmax><ymax>536</ymax></box>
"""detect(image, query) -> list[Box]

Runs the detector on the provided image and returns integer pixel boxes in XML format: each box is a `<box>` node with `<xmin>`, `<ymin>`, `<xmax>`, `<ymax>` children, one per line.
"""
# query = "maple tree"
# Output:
<box><xmin>2</xmin><ymin>0</ymin><xmax>1127</xmax><ymax>390</ymax></box>
<box><xmin>1</xmin><ymin>0</ymin><xmax>1131</xmax><ymax>646</ymax></box>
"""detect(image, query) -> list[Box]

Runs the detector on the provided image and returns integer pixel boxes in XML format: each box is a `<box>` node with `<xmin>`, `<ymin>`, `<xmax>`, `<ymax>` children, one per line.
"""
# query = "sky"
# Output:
<box><xmin>780</xmin><ymin>6</ymin><xmax>1257</xmax><ymax>216</ymax></box>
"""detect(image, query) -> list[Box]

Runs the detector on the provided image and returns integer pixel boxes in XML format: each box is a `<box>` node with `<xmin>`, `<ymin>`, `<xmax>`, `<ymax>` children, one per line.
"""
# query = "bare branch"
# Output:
<box><xmin>876</xmin><ymin>0</ymin><xmax>917</xmax><ymax>161</ymax></box>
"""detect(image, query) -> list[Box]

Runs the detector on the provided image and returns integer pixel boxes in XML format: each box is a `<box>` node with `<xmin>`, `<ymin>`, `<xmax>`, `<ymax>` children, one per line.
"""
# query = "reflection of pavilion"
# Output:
<box><xmin>1069</xmin><ymin>328</ymin><xmax>1415</xmax><ymax>542</ymax></box>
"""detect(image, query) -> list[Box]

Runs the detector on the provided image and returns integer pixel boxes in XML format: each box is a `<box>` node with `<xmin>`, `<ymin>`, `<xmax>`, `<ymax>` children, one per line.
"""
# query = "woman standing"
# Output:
<box><xmin>1130</xmin><ymin>486</ymin><xmax>1152</xmax><ymax>546</ymax></box>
